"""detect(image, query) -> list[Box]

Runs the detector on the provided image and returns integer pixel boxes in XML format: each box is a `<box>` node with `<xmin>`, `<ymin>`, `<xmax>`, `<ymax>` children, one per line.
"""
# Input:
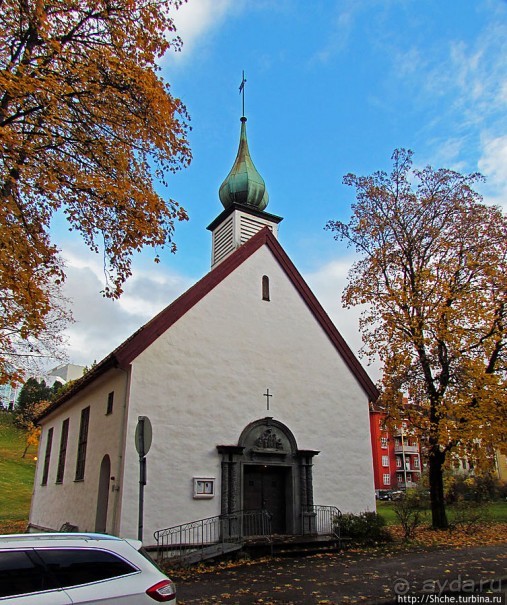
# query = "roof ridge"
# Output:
<box><xmin>39</xmin><ymin>228</ymin><xmax>377</xmax><ymax>421</ymax></box>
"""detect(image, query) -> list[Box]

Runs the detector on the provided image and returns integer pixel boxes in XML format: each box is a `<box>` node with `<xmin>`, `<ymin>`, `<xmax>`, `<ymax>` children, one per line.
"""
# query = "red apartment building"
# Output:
<box><xmin>369</xmin><ymin>404</ymin><xmax>422</xmax><ymax>495</ymax></box>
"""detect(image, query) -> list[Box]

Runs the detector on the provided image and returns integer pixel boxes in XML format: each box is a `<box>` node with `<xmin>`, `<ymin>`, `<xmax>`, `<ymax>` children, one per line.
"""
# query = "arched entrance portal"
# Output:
<box><xmin>217</xmin><ymin>418</ymin><xmax>319</xmax><ymax>535</ymax></box>
<box><xmin>95</xmin><ymin>455</ymin><xmax>110</xmax><ymax>533</ymax></box>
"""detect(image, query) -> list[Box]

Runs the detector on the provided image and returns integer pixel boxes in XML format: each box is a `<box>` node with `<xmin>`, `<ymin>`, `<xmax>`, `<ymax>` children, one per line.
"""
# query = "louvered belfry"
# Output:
<box><xmin>208</xmin><ymin>116</ymin><xmax>282</xmax><ymax>268</ymax></box>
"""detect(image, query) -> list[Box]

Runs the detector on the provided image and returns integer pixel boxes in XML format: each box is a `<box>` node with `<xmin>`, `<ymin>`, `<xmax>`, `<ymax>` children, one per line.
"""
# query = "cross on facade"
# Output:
<box><xmin>263</xmin><ymin>388</ymin><xmax>272</xmax><ymax>411</ymax></box>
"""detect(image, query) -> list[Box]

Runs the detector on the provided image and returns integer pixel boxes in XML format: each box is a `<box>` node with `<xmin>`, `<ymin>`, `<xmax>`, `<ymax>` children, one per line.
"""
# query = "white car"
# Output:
<box><xmin>0</xmin><ymin>533</ymin><xmax>176</xmax><ymax>603</ymax></box>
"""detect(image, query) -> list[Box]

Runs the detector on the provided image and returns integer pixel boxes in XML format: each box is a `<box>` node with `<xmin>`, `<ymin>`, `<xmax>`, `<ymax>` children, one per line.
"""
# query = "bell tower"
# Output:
<box><xmin>207</xmin><ymin>115</ymin><xmax>282</xmax><ymax>268</ymax></box>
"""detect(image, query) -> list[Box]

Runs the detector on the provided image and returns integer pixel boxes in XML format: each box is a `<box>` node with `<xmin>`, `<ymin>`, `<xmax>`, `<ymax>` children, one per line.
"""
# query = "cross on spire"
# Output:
<box><xmin>239</xmin><ymin>70</ymin><xmax>247</xmax><ymax>118</ymax></box>
<box><xmin>263</xmin><ymin>388</ymin><xmax>272</xmax><ymax>411</ymax></box>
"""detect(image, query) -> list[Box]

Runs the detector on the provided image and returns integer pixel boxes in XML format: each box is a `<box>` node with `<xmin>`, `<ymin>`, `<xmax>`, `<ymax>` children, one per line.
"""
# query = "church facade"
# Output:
<box><xmin>29</xmin><ymin>116</ymin><xmax>378</xmax><ymax>545</ymax></box>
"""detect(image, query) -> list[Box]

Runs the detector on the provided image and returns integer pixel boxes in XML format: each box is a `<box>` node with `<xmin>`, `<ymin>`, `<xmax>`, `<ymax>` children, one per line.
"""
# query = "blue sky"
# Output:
<box><xmin>55</xmin><ymin>0</ymin><xmax>507</xmax><ymax>378</ymax></box>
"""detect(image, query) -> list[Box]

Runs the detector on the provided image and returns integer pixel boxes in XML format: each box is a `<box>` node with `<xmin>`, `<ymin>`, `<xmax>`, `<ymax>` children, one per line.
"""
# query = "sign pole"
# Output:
<box><xmin>135</xmin><ymin>416</ymin><xmax>152</xmax><ymax>542</ymax></box>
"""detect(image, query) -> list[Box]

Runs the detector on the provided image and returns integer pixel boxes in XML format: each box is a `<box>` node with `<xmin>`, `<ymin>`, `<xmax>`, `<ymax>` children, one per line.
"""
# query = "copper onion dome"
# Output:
<box><xmin>219</xmin><ymin>117</ymin><xmax>269</xmax><ymax>211</ymax></box>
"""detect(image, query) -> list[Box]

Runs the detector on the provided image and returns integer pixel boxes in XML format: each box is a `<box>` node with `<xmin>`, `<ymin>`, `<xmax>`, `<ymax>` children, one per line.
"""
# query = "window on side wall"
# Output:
<box><xmin>75</xmin><ymin>406</ymin><xmax>90</xmax><ymax>481</ymax></box>
<box><xmin>106</xmin><ymin>392</ymin><xmax>114</xmax><ymax>415</ymax></box>
<box><xmin>56</xmin><ymin>418</ymin><xmax>70</xmax><ymax>484</ymax></box>
<box><xmin>41</xmin><ymin>428</ymin><xmax>54</xmax><ymax>486</ymax></box>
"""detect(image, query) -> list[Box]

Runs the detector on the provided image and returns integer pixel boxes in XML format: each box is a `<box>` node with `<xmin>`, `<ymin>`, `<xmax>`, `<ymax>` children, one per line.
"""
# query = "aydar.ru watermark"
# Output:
<box><xmin>393</xmin><ymin>575</ymin><xmax>503</xmax><ymax>596</ymax></box>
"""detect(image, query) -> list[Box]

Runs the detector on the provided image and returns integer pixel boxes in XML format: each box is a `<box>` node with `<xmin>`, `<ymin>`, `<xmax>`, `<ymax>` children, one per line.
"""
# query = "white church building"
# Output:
<box><xmin>29</xmin><ymin>115</ymin><xmax>378</xmax><ymax>546</ymax></box>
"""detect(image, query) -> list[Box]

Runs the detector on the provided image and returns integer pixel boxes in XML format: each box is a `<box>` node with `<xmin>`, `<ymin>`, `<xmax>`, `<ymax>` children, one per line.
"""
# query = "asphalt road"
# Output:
<box><xmin>173</xmin><ymin>544</ymin><xmax>507</xmax><ymax>605</ymax></box>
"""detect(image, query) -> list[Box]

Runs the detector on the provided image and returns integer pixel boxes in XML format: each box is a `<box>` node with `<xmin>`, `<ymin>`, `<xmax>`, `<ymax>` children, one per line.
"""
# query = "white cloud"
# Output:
<box><xmin>307</xmin><ymin>1</ymin><xmax>361</xmax><ymax>65</ymax></box>
<box><xmin>61</xmin><ymin>247</ymin><xmax>193</xmax><ymax>367</ymax></box>
<box><xmin>305</xmin><ymin>257</ymin><xmax>382</xmax><ymax>382</ymax></box>
<box><xmin>168</xmin><ymin>0</ymin><xmax>243</xmax><ymax>62</ymax></box>
<box><xmin>478</xmin><ymin>134</ymin><xmax>507</xmax><ymax>211</ymax></box>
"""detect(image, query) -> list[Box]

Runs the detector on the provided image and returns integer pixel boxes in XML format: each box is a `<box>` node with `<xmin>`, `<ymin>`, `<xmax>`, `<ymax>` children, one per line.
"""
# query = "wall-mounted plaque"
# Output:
<box><xmin>193</xmin><ymin>477</ymin><xmax>215</xmax><ymax>499</ymax></box>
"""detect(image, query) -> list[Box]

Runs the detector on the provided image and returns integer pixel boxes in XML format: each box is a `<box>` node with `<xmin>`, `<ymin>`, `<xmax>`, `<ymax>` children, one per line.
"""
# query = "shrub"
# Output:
<box><xmin>338</xmin><ymin>512</ymin><xmax>391</xmax><ymax>546</ymax></box>
<box><xmin>446</xmin><ymin>473</ymin><xmax>502</xmax><ymax>504</ymax></box>
<box><xmin>393</xmin><ymin>488</ymin><xmax>428</xmax><ymax>540</ymax></box>
<box><xmin>449</xmin><ymin>499</ymin><xmax>489</xmax><ymax>534</ymax></box>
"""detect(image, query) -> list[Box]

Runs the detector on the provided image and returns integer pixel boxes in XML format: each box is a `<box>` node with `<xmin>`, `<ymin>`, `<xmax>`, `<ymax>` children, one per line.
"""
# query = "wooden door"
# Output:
<box><xmin>243</xmin><ymin>465</ymin><xmax>287</xmax><ymax>534</ymax></box>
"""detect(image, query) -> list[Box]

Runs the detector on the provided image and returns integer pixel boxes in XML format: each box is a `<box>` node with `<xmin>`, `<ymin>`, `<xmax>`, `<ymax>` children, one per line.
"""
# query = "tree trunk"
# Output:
<box><xmin>428</xmin><ymin>445</ymin><xmax>448</xmax><ymax>529</ymax></box>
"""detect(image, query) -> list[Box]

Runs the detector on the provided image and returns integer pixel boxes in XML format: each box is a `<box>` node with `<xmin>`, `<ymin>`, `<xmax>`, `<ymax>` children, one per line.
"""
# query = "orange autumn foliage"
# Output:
<box><xmin>0</xmin><ymin>0</ymin><xmax>191</xmax><ymax>383</ymax></box>
<box><xmin>327</xmin><ymin>149</ymin><xmax>507</xmax><ymax>529</ymax></box>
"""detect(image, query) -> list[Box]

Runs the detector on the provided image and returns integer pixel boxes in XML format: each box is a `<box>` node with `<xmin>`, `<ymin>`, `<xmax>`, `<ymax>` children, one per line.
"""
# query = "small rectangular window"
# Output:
<box><xmin>41</xmin><ymin>428</ymin><xmax>53</xmax><ymax>486</ymax></box>
<box><xmin>56</xmin><ymin>418</ymin><xmax>70</xmax><ymax>484</ymax></box>
<box><xmin>262</xmin><ymin>275</ymin><xmax>270</xmax><ymax>301</ymax></box>
<box><xmin>380</xmin><ymin>437</ymin><xmax>388</xmax><ymax>448</ymax></box>
<box><xmin>106</xmin><ymin>392</ymin><xmax>114</xmax><ymax>415</ymax></box>
<box><xmin>383</xmin><ymin>473</ymin><xmax>391</xmax><ymax>486</ymax></box>
<box><xmin>382</xmin><ymin>455</ymin><xmax>389</xmax><ymax>467</ymax></box>
<box><xmin>75</xmin><ymin>406</ymin><xmax>90</xmax><ymax>481</ymax></box>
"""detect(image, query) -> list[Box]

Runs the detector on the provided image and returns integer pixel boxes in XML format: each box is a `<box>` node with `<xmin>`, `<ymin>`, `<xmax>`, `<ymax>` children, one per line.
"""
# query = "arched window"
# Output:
<box><xmin>262</xmin><ymin>275</ymin><xmax>270</xmax><ymax>301</ymax></box>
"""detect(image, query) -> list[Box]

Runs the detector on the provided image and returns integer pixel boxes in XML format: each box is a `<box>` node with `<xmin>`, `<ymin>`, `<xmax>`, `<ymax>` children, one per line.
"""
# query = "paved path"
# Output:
<box><xmin>173</xmin><ymin>544</ymin><xmax>507</xmax><ymax>604</ymax></box>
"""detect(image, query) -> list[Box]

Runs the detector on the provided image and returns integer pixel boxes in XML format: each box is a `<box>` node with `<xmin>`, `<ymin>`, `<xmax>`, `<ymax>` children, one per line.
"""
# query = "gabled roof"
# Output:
<box><xmin>40</xmin><ymin>228</ymin><xmax>378</xmax><ymax>420</ymax></box>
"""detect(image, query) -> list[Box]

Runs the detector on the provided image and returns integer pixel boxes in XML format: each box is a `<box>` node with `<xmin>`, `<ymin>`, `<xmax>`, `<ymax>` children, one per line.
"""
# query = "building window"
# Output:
<box><xmin>41</xmin><ymin>428</ymin><xmax>53</xmax><ymax>486</ymax></box>
<box><xmin>396</xmin><ymin>456</ymin><xmax>402</xmax><ymax>468</ymax></box>
<box><xmin>380</xmin><ymin>437</ymin><xmax>388</xmax><ymax>449</ymax></box>
<box><xmin>106</xmin><ymin>392</ymin><xmax>114</xmax><ymax>415</ymax></box>
<box><xmin>382</xmin><ymin>455</ymin><xmax>389</xmax><ymax>467</ymax></box>
<box><xmin>75</xmin><ymin>406</ymin><xmax>90</xmax><ymax>481</ymax></box>
<box><xmin>413</xmin><ymin>457</ymin><xmax>420</xmax><ymax>469</ymax></box>
<box><xmin>262</xmin><ymin>275</ymin><xmax>270</xmax><ymax>301</ymax></box>
<box><xmin>383</xmin><ymin>473</ymin><xmax>391</xmax><ymax>486</ymax></box>
<box><xmin>56</xmin><ymin>419</ymin><xmax>70</xmax><ymax>484</ymax></box>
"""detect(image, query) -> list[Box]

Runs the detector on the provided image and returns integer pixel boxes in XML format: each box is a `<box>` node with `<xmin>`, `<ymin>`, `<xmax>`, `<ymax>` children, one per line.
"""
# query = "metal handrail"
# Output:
<box><xmin>301</xmin><ymin>504</ymin><xmax>342</xmax><ymax>541</ymax></box>
<box><xmin>154</xmin><ymin>509</ymin><xmax>272</xmax><ymax>563</ymax></box>
<box><xmin>154</xmin><ymin>505</ymin><xmax>343</xmax><ymax>563</ymax></box>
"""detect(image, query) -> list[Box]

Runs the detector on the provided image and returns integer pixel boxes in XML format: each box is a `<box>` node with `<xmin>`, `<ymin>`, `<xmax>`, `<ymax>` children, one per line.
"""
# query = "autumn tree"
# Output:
<box><xmin>1</xmin><ymin>283</ymin><xmax>72</xmax><ymax>384</ymax></box>
<box><xmin>14</xmin><ymin>377</ymin><xmax>60</xmax><ymax>456</ymax></box>
<box><xmin>0</xmin><ymin>0</ymin><xmax>191</xmax><ymax>384</ymax></box>
<box><xmin>326</xmin><ymin>149</ymin><xmax>507</xmax><ymax>529</ymax></box>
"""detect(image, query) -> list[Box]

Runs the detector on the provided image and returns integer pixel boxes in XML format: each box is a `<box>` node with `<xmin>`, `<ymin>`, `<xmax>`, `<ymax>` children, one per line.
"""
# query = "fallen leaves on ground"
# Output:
<box><xmin>387</xmin><ymin>522</ymin><xmax>507</xmax><ymax>548</ymax></box>
<box><xmin>0</xmin><ymin>520</ymin><xmax>28</xmax><ymax>534</ymax></box>
<box><xmin>165</xmin><ymin>522</ymin><xmax>507</xmax><ymax>582</ymax></box>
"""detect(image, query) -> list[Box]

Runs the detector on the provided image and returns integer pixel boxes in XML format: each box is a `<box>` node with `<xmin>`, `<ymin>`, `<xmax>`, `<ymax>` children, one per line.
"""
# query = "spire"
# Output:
<box><xmin>218</xmin><ymin>116</ymin><xmax>269</xmax><ymax>211</ymax></box>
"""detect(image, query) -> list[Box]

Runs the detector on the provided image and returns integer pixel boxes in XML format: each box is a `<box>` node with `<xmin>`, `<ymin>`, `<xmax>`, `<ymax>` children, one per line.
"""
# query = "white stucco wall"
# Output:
<box><xmin>120</xmin><ymin>245</ymin><xmax>375</xmax><ymax>543</ymax></box>
<box><xmin>29</xmin><ymin>368</ymin><xmax>129</xmax><ymax>534</ymax></box>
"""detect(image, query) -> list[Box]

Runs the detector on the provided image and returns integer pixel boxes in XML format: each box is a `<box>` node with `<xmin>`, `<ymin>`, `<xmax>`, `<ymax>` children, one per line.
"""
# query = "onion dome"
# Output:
<box><xmin>219</xmin><ymin>117</ymin><xmax>269</xmax><ymax>211</ymax></box>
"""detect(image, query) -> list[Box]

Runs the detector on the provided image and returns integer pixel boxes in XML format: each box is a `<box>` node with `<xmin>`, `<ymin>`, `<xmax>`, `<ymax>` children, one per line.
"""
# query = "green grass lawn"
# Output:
<box><xmin>0</xmin><ymin>412</ymin><xmax>37</xmax><ymax>531</ymax></box>
<box><xmin>377</xmin><ymin>498</ymin><xmax>507</xmax><ymax>525</ymax></box>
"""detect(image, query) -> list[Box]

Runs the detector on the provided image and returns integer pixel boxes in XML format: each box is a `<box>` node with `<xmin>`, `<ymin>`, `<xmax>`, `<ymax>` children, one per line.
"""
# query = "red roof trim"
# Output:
<box><xmin>115</xmin><ymin>229</ymin><xmax>268</xmax><ymax>366</ymax></box>
<box><xmin>261</xmin><ymin>230</ymin><xmax>379</xmax><ymax>401</ymax></box>
<box><xmin>42</xmin><ymin>227</ymin><xmax>378</xmax><ymax>419</ymax></box>
<box><xmin>117</xmin><ymin>228</ymin><xmax>379</xmax><ymax>399</ymax></box>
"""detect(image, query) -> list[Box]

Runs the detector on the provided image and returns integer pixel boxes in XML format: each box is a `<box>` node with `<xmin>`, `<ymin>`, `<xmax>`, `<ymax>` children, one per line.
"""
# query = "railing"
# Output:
<box><xmin>154</xmin><ymin>509</ymin><xmax>272</xmax><ymax>564</ymax></box>
<box><xmin>394</xmin><ymin>445</ymin><xmax>419</xmax><ymax>454</ymax></box>
<box><xmin>301</xmin><ymin>505</ymin><xmax>341</xmax><ymax>542</ymax></box>
<box><xmin>154</xmin><ymin>505</ymin><xmax>343</xmax><ymax>563</ymax></box>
